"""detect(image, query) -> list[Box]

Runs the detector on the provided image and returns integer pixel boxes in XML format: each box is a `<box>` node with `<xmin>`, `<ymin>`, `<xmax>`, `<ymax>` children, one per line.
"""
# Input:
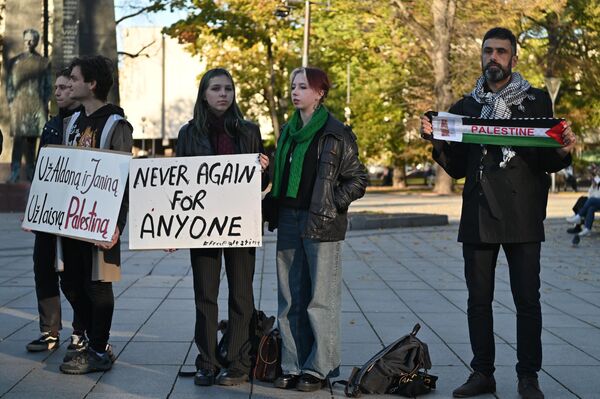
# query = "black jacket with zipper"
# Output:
<box><xmin>268</xmin><ymin>114</ymin><xmax>368</xmax><ymax>242</ymax></box>
<box><xmin>432</xmin><ymin>87</ymin><xmax>571</xmax><ymax>243</ymax></box>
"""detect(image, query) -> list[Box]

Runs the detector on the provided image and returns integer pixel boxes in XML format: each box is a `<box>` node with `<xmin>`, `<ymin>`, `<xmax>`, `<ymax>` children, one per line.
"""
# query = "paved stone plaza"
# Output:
<box><xmin>0</xmin><ymin>192</ymin><xmax>598</xmax><ymax>398</ymax></box>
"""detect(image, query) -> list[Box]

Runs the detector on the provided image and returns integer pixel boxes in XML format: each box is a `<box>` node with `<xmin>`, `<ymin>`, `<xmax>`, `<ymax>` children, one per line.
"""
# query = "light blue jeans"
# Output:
<box><xmin>276</xmin><ymin>207</ymin><xmax>342</xmax><ymax>379</ymax></box>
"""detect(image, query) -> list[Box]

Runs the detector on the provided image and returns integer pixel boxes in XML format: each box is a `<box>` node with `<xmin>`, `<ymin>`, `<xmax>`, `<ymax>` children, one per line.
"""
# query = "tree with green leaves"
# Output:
<box><xmin>153</xmin><ymin>0</ymin><xmax>596</xmax><ymax>188</ymax></box>
<box><xmin>520</xmin><ymin>0</ymin><xmax>600</xmax><ymax>148</ymax></box>
<box><xmin>163</xmin><ymin>0</ymin><xmax>303</xmax><ymax>139</ymax></box>
<box><xmin>387</xmin><ymin>0</ymin><xmax>568</xmax><ymax>192</ymax></box>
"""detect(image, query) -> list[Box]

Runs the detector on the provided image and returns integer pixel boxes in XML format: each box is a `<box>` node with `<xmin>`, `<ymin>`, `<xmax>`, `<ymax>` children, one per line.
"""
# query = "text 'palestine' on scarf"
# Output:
<box><xmin>431</xmin><ymin>112</ymin><xmax>567</xmax><ymax>148</ymax></box>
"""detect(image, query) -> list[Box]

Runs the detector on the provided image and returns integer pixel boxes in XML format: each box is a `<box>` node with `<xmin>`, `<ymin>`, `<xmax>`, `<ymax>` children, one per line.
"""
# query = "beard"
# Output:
<box><xmin>483</xmin><ymin>62</ymin><xmax>511</xmax><ymax>83</ymax></box>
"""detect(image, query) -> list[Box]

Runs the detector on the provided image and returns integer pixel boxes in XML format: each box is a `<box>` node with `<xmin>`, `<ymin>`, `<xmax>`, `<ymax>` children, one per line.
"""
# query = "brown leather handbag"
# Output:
<box><xmin>253</xmin><ymin>328</ymin><xmax>282</xmax><ymax>382</ymax></box>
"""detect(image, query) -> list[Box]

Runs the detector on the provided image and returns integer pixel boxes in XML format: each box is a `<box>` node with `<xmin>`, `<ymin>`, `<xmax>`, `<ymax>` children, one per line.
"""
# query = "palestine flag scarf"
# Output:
<box><xmin>433</xmin><ymin>73</ymin><xmax>565</xmax><ymax>167</ymax></box>
<box><xmin>432</xmin><ymin>112</ymin><xmax>566</xmax><ymax>146</ymax></box>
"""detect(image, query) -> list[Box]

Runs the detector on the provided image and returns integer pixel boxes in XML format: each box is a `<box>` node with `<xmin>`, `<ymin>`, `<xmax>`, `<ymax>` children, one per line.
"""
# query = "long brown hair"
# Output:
<box><xmin>191</xmin><ymin>68</ymin><xmax>247</xmax><ymax>136</ymax></box>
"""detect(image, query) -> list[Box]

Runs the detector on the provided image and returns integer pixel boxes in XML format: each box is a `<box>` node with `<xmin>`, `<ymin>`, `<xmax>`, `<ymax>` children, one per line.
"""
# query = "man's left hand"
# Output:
<box><xmin>99</xmin><ymin>226</ymin><xmax>120</xmax><ymax>250</ymax></box>
<box><xmin>557</xmin><ymin>124</ymin><xmax>576</xmax><ymax>158</ymax></box>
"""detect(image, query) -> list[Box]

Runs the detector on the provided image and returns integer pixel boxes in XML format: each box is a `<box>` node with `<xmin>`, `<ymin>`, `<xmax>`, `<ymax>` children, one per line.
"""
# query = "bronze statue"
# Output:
<box><xmin>5</xmin><ymin>28</ymin><xmax>51</xmax><ymax>182</ymax></box>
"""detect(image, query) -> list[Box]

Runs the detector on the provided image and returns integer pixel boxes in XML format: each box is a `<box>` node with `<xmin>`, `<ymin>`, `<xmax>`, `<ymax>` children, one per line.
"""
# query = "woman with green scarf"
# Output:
<box><xmin>269</xmin><ymin>67</ymin><xmax>368</xmax><ymax>392</ymax></box>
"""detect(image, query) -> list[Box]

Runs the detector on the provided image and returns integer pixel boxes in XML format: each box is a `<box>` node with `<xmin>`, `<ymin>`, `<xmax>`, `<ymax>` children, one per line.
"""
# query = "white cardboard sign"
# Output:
<box><xmin>22</xmin><ymin>146</ymin><xmax>131</xmax><ymax>243</ymax></box>
<box><xmin>128</xmin><ymin>153</ymin><xmax>262</xmax><ymax>250</ymax></box>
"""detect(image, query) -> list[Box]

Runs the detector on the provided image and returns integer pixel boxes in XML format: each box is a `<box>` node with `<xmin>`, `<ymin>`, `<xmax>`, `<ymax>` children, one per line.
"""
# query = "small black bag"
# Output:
<box><xmin>343</xmin><ymin>323</ymin><xmax>437</xmax><ymax>398</ymax></box>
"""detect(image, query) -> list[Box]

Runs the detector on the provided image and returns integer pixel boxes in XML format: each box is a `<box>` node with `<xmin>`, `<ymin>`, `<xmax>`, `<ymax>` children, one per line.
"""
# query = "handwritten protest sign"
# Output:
<box><xmin>22</xmin><ymin>146</ymin><xmax>131</xmax><ymax>243</ymax></box>
<box><xmin>128</xmin><ymin>153</ymin><xmax>262</xmax><ymax>250</ymax></box>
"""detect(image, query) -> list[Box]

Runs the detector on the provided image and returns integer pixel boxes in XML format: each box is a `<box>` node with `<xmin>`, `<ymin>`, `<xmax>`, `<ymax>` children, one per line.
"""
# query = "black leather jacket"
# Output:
<box><xmin>269</xmin><ymin>114</ymin><xmax>368</xmax><ymax>242</ymax></box>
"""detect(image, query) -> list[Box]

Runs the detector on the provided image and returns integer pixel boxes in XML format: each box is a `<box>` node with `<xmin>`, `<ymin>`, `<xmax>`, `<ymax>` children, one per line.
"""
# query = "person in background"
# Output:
<box><xmin>566</xmin><ymin>164</ymin><xmax>600</xmax><ymax>244</ymax></box>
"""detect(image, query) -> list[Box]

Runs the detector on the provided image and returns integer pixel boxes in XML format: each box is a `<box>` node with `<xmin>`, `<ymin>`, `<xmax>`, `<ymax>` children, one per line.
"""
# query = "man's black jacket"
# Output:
<box><xmin>432</xmin><ymin>87</ymin><xmax>571</xmax><ymax>243</ymax></box>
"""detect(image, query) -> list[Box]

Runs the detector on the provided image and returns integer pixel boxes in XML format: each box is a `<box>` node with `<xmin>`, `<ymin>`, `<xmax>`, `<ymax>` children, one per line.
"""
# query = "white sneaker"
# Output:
<box><xmin>566</xmin><ymin>214</ymin><xmax>582</xmax><ymax>224</ymax></box>
<box><xmin>579</xmin><ymin>227</ymin><xmax>591</xmax><ymax>237</ymax></box>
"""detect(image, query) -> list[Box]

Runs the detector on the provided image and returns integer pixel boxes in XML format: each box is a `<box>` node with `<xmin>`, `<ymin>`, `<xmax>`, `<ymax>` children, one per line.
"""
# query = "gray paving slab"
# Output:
<box><xmin>0</xmin><ymin>192</ymin><xmax>596</xmax><ymax>398</ymax></box>
<box><xmin>91</xmin><ymin>364</ymin><xmax>180</xmax><ymax>397</ymax></box>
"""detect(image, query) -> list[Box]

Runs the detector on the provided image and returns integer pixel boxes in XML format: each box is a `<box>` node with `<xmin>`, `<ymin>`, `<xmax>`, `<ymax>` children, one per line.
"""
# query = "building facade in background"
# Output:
<box><xmin>119</xmin><ymin>26</ymin><xmax>205</xmax><ymax>154</ymax></box>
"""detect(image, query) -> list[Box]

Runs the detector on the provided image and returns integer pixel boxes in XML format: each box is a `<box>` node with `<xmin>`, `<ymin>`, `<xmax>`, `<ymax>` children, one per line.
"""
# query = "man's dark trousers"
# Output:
<box><xmin>463</xmin><ymin>242</ymin><xmax>542</xmax><ymax>378</ymax></box>
<box><xmin>60</xmin><ymin>238</ymin><xmax>114</xmax><ymax>353</ymax></box>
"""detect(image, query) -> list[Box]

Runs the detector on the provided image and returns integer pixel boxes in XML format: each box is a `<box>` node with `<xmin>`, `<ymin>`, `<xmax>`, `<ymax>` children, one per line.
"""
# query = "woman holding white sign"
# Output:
<box><xmin>176</xmin><ymin>68</ymin><xmax>269</xmax><ymax>387</ymax></box>
<box><xmin>268</xmin><ymin>67</ymin><xmax>368</xmax><ymax>392</ymax></box>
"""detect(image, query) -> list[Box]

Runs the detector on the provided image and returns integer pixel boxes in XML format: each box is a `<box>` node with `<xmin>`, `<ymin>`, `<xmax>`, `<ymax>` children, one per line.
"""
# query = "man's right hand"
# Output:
<box><xmin>420</xmin><ymin>114</ymin><xmax>433</xmax><ymax>141</ymax></box>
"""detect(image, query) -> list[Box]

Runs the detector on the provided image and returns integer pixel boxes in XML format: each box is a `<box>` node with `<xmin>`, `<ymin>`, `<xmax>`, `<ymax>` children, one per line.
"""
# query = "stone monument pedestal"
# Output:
<box><xmin>0</xmin><ymin>182</ymin><xmax>30</xmax><ymax>212</ymax></box>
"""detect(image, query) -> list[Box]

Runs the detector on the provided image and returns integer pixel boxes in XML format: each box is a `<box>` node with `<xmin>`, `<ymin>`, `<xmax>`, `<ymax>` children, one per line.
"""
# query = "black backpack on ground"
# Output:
<box><xmin>342</xmin><ymin>323</ymin><xmax>437</xmax><ymax>398</ymax></box>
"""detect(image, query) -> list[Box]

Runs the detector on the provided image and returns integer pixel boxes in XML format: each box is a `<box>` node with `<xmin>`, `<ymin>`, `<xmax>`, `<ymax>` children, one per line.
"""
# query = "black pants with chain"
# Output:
<box><xmin>463</xmin><ymin>242</ymin><xmax>542</xmax><ymax>378</ymax></box>
<box><xmin>60</xmin><ymin>238</ymin><xmax>114</xmax><ymax>353</ymax></box>
<box><xmin>190</xmin><ymin>247</ymin><xmax>256</xmax><ymax>373</ymax></box>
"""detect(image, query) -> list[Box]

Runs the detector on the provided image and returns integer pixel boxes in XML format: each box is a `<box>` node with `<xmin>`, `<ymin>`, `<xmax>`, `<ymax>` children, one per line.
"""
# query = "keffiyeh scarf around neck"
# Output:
<box><xmin>470</xmin><ymin>72</ymin><xmax>536</xmax><ymax>167</ymax></box>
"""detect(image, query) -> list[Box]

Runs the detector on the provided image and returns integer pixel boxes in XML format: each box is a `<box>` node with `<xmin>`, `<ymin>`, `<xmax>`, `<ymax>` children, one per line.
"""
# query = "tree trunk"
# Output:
<box><xmin>393</xmin><ymin>163</ymin><xmax>406</xmax><ymax>188</ymax></box>
<box><xmin>544</xmin><ymin>12</ymin><xmax>561</xmax><ymax>78</ymax></box>
<box><xmin>265</xmin><ymin>38</ymin><xmax>281</xmax><ymax>143</ymax></box>
<box><xmin>431</xmin><ymin>0</ymin><xmax>456</xmax><ymax>195</ymax></box>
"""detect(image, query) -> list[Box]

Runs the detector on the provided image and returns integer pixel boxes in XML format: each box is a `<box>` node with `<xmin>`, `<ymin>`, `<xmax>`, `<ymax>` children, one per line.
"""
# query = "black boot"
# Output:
<box><xmin>452</xmin><ymin>371</ymin><xmax>496</xmax><ymax>398</ymax></box>
<box><xmin>296</xmin><ymin>373</ymin><xmax>326</xmax><ymax>392</ymax></box>
<box><xmin>518</xmin><ymin>376</ymin><xmax>544</xmax><ymax>399</ymax></box>
<box><xmin>217</xmin><ymin>368</ymin><xmax>249</xmax><ymax>386</ymax></box>
<box><xmin>59</xmin><ymin>348</ymin><xmax>112</xmax><ymax>375</ymax></box>
<box><xmin>274</xmin><ymin>374</ymin><xmax>300</xmax><ymax>389</ymax></box>
<box><xmin>194</xmin><ymin>368</ymin><xmax>216</xmax><ymax>386</ymax></box>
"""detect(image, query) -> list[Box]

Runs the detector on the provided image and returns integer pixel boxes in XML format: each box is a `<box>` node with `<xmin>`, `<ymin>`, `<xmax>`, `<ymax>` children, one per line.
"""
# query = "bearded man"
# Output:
<box><xmin>420</xmin><ymin>27</ymin><xmax>576</xmax><ymax>399</ymax></box>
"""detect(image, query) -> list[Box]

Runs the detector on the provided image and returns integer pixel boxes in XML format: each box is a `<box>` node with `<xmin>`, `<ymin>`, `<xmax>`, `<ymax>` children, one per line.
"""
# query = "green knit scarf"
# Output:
<box><xmin>272</xmin><ymin>105</ymin><xmax>329</xmax><ymax>198</ymax></box>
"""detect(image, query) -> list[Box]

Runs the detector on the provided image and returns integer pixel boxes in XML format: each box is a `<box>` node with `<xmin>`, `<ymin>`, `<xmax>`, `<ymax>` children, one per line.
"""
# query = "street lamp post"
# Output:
<box><xmin>302</xmin><ymin>0</ymin><xmax>310</xmax><ymax>67</ymax></box>
<box><xmin>277</xmin><ymin>0</ymin><xmax>330</xmax><ymax>67</ymax></box>
<box><xmin>344</xmin><ymin>62</ymin><xmax>351</xmax><ymax>124</ymax></box>
<box><xmin>545</xmin><ymin>76</ymin><xmax>561</xmax><ymax>116</ymax></box>
<box><xmin>545</xmin><ymin>76</ymin><xmax>562</xmax><ymax>192</ymax></box>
